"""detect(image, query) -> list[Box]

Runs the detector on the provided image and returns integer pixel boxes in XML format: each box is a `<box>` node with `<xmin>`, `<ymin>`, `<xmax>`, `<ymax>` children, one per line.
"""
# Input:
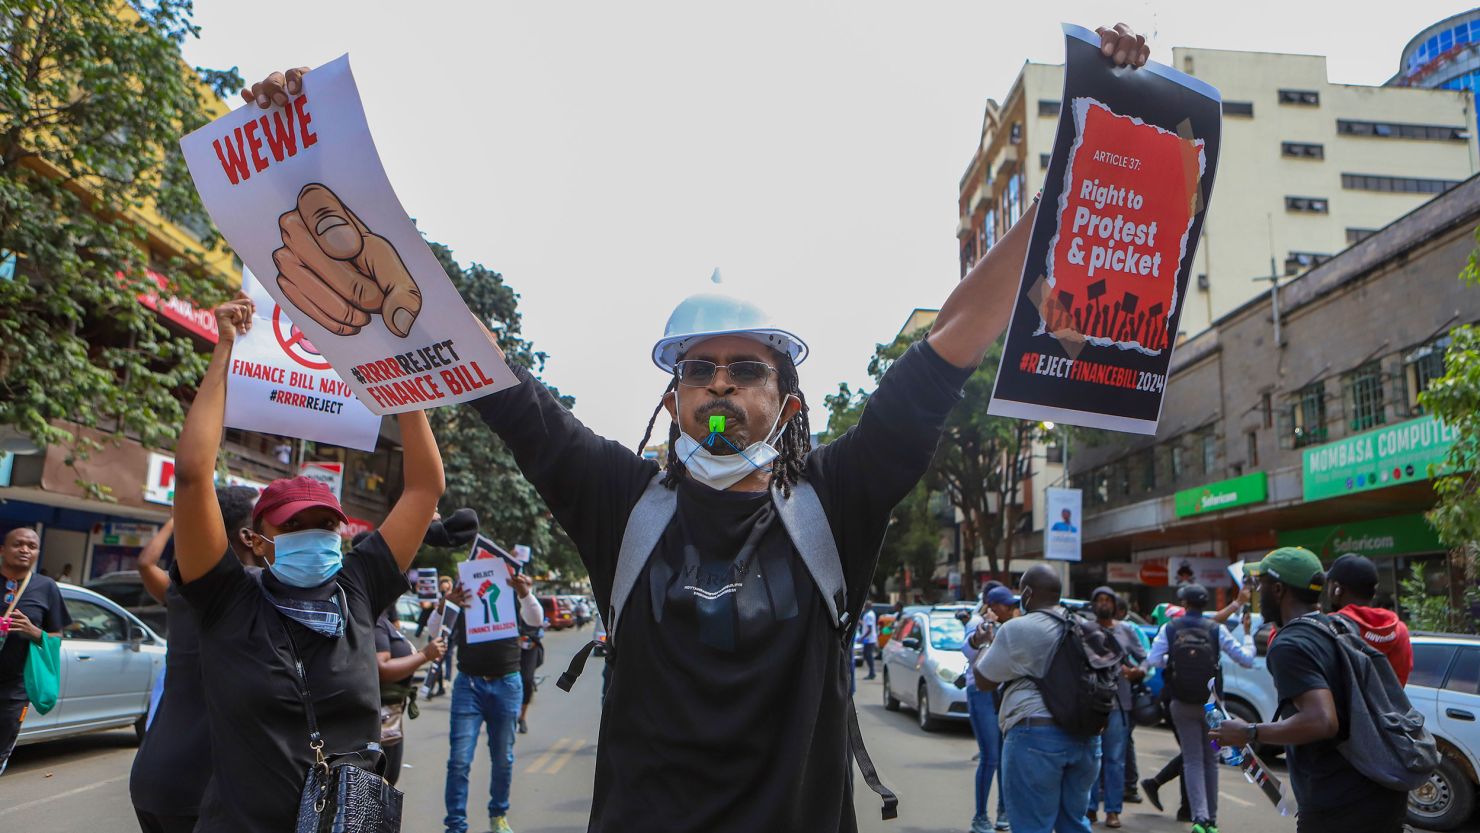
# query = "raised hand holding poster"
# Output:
<box><xmin>987</xmin><ymin>24</ymin><xmax>1221</xmax><ymax>434</ymax></box>
<box><xmin>180</xmin><ymin>55</ymin><xmax>517</xmax><ymax>415</ymax></box>
<box><xmin>459</xmin><ymin>535</ymin><xmax>519</xmax><ymax>644</ymax></box>
<box><xmin>224</xmin><ymin>270</ymin><xmax>382</xmax><ymax>450</ymax></box>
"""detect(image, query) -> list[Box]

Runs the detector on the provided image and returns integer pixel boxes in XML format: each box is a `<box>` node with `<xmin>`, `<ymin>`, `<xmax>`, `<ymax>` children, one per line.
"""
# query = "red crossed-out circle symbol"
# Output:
<box><xmin>272</xmin><ymin>304</ymin><xmax>332</xmax><ymax>371</ymax></box>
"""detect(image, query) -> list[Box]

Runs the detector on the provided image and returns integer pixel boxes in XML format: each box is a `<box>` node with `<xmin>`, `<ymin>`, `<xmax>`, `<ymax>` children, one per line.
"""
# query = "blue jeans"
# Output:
<box><xmin>1090</xmin><ymin>709</ymin><xmax>1130</xmax><ymax>814</ymax></box>
<box><xmin>967</xmin><ymin>687</ymin><xmax>1003</xmax><ymax>822</ymax></box>
<box><xmin>444</xmin><ymin>671</ymin><xmax>523</xmax><ymax>833</ymax></box>
<box><xmin>1002</xmin><ymin>722</ymin><xmax>1101</xmax><ymax>833</ymax></box>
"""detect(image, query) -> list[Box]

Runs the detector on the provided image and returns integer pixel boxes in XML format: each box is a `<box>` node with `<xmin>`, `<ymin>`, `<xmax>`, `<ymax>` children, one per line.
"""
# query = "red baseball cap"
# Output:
<box><xmin>251</xmin><ymin>476</ymin><xmax>347</xmax><ymax>527</ymax></box>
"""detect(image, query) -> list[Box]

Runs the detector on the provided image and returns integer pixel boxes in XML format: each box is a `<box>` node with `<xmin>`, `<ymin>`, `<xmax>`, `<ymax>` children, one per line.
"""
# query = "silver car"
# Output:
<box><xmin>881</xmin><ymin>605</ymin><xmax>972</xmax><ymax>731</ymax></box>
<box><xmin>16</xmin><ymin>584</ymin><xmax>166</xmax><ymax>747</ymax></box>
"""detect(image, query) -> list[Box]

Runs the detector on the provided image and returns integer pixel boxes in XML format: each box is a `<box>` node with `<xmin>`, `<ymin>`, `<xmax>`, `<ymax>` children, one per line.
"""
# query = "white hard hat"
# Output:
<box><xmin>651</xmin><ymin>292</ymin><xmax>809</xmax><ymax>373</ymax></box>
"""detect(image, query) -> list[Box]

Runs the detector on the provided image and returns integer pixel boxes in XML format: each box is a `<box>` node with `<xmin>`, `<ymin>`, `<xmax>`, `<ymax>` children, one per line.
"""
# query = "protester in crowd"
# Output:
<box><xmin>421</xmin><ymin>574</ymin><xmax>459</xmax><ymax>697</ymax></box>
<box><xmin>1215</xmin><ymin>547</ymin><xmax>1409</xmax><ymax>833</ymax></box>
<box><xmin>517</xmin><ymin>590</ymin><xmax>544</xmax><ymax>735</ymax></box>
<box><xmin>57</xmin><ymin>563</ymin><xmax>75</xmax><ymax>584</ymax></box>
<box><xmin>1325</xmin><ymin>553</ymin><xmax>1412</xmax><ymax>685</ymax></box>
<box><xmin>1144</xmin><ymin>583</ymin><xmax>1253</xmax><ymax>833</ymax></box>
<box><xmin>978</xmin><ymin>565</ymin><xmax>1100</xmax><ymax>833</ymax></box>
<box><xmin>441</xmin><ymin>569</ymin><xmax>545</xmax><ymax>833</ymax></box>
<box><xmin>1115</xmin><ymin>596</ymin><xmax>1149</xmax><ymax>806</ymax></box>
<box><xmin>962</xmin><ymin>584</ymin><xmax>1017</xmax><ymax>833</ymax></box>
<box><xmin>573</xmin><ymin>597</ymin><xmax>591</xmax><ymax>629</ymax></box>
<box><xmin>129</xmin><ymin>489</ymin><xmax>259</xmax><ymax>833</ymax></box>
<box><xmin>168</xmin><ymin>294</ymin><xmax>445</xmax><ymax>832</ymax></box>
<box><xmin>0</xmin><ymin>527</ymin><xmax>70</xmax><ymax>776</ymax></box>
<box><xmin>859</xmin><ymin>599</ymin><xmax>879</xmax><ymax>680</ymax></box>
<box><xmin>1087</xmin><ymin>587</ymin><xmax>1146</xmax><ymax>828</ymax></box>
<box><xmin>375</xmin><ymin>604</ymin><xmax>446</xmax><ymax>786</ymax></box>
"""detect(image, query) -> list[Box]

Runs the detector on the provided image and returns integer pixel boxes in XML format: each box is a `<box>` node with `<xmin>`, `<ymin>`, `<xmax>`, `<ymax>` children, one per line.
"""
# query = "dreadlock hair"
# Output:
<box><xmin>635</xmin><ymin>350</ymin><xmax>812</xmax><ymax>497</ymax></box>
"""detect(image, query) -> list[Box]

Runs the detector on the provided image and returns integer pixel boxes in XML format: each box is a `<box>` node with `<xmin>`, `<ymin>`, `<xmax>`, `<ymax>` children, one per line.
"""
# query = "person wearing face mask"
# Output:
<box><xmin>237</xmin><ymin>25</ymin><xmax>1151</xmax><ymax>832</ymax></box>
<box><xmin>167</xmin><ymin>295</ymin><xmax>444</xmax><ymax>833</ymax></box>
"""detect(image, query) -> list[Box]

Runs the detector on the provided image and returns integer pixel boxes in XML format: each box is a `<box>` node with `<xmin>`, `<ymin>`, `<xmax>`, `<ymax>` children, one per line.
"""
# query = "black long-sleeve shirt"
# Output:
<box><xmin>472</xmin><ymin>341</ymin><xmax>969</xmax><ymax>832</ymax></box>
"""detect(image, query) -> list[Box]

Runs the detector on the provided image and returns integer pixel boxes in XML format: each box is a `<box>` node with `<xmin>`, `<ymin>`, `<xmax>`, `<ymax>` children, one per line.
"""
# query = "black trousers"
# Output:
<box><xmin>0</xmin><ymin>698</ymin><xmax>27</xmax><ymax>775</ymax></box>
<box><xmin>384</xmin><ymin>740</ymin><xmax>405</xmax><ymax>787</ymax></box>
<box><xmin>134</xmin><ymin>810</ymin><xmax>198</xmax><ymax>833</ymax></box>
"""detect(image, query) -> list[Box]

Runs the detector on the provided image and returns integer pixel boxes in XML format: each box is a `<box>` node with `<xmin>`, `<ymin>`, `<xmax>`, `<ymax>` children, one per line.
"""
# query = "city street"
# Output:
<box><xmin>0</xmin><ymin>626</ymin><xmax>1455</xmax><ymax>833</ymax></box>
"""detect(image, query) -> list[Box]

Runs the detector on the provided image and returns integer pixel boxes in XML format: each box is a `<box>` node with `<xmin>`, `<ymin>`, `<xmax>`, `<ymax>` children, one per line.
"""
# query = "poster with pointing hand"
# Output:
<box><xmin>180</xmin><ymin>54</ymin><xmax>517</xmax><ymax>414</ymax></box>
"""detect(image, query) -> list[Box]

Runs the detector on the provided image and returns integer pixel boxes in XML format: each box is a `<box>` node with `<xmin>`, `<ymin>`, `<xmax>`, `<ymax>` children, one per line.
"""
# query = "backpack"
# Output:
<box><xmin>1165</xmin><ymin>617</ymin><xmax>1221</xmax><ymax>704</ymax></box>
<box><xmin>1284</xmin><ymin>615</ymin><xmax>1440</xmax><ymax>791</ymax></box>
<box><xmin>1025</xmin><ymin>609</ymin><xmax>1125</xmax><ymax>736</ymax></box>
<box><xmin>555</xmin><ymin>473</ymin><xmax>899</xmax><ymax>820</ymax></box>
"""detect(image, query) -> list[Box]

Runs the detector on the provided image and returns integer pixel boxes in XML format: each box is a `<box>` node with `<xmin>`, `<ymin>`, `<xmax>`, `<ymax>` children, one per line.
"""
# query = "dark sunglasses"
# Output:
<box><xmin>674</xmin><ymin>360</ymin><xmax>776</xmax><ymax>388</ymax></box>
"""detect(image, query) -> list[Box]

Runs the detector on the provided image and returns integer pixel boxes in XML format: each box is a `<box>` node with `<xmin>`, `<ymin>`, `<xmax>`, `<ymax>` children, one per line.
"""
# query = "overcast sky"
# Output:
<box><xmin>182</xmin><ymin>1</ymin><xmax>1474</xmax><ymax>444</ymax></box>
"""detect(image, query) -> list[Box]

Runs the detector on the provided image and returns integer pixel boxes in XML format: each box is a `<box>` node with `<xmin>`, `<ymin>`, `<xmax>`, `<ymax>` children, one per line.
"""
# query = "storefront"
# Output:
<box><xmin>1277</xmin><ymin>513</ymin><xmax>1445</xmax><ymax>608</ymax></box>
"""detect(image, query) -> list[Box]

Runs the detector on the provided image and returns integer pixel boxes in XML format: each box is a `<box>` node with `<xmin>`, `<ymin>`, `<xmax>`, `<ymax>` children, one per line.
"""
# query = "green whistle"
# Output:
<box><xmin>709</xmin><ymin>415</ymin><xmax>726</xmax><ymax>434</ymax></box>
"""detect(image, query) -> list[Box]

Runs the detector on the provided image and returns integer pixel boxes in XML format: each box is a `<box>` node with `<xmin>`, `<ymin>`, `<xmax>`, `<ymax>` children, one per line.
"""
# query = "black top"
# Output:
<box><xmin>174</xmin><ymin>534</ymin><xmax>407</xmax><ymax>832</ymax></box>
<box><xmin>0</xmin><ymin>572</ymin><xmax>70</xmax><ymax>701</ymax></box>
<box><xmin>453</xmin><ymin>603</ymin><xmax>523</xmax><ymax>678</ymax></box>
<box><xmin>472</xmin><ymin>341</ymin><xmax>968</xmax><ymax>833</ymax></box>
<box><xmin>130</xmin><ymin>584</ymin><xmax>211</xmax><ymax>816</ymax></box>
<box><xmin>374</xmin><ymin>612</ymin><xmax>415</xmax><ymax>688</ymax></box>
<box><xmin>1268</xmin><ymin>613</ymin><xmax>1402</xmax><ymax>811</ymax></box>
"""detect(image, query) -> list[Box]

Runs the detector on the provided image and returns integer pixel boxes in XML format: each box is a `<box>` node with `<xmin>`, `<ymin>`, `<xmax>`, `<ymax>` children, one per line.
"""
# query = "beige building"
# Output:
<box><xmin>958</xmin><ymin>47</ymin><xmax>1479</xmax><ymax>340</ymax></box>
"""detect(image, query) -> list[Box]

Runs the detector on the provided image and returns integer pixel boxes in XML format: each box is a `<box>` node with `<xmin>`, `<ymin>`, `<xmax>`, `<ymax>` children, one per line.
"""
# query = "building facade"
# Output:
<box><xmin>1392</xmin><ymin>8</ymin><xmax>1480</xmax><ymax>97</ymax></box>
<box><xmin>959</xmin><ymin>47</ymin><xmax>1478</xmax><ymax>342</ymax></box>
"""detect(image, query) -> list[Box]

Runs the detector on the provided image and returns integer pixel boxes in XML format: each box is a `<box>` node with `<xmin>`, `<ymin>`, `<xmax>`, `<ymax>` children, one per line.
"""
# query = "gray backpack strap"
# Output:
<box><xmin>609</xmin><ymin>473</ymin><xmax>678</xmax><ymax>645</ymax></box>
<box><xmin>772</xmin><ymin>479</ymin><xmax>849</xmax><ymax>631</ymax></box>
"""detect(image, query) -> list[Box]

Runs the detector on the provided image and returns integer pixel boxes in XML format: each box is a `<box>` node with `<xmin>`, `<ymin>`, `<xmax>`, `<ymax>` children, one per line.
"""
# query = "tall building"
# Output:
<box><xmin>959</xmin><ymin>47</ymin><xmax>1478</xmax><ymax>340</ymax></box>
<box><xmin>1391</xmin><ymin>8</ymin><xmax>1480</xmax><ymax>97</ymax></box>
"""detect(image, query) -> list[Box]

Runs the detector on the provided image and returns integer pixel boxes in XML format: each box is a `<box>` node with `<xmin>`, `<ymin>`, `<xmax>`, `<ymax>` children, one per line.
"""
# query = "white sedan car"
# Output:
<box><xmin>1404</xmin><ymin>633</ymin><xmax>1480</xmax><ymax>831</ymax></box>
<box><xmin>881</xmin><ymin>605</ymin><xmax>972</xmax><ymax>731</ymax></box>
<box><xmin>16</xmin><ymin>584</ymin><xmax>166</xmax><ymax>748</ymax></box>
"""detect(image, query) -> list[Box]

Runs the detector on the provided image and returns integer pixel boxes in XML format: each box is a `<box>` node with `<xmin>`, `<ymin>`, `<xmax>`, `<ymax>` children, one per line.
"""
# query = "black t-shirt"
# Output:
<box><xmin>374</xmin><ymin>613</ymin><xmax>415</xmax><ymax>688</ymax></box>
<box><xmin>130</xmin><ymin>584</ymin><xmax>211</xmax><ymax>815</ymax></box>
<box><xmin>0</xmin><ymin>572</ymin><xmax>70</xmax><ymax>701</ymax></box>
<box><xmin>473</xmin><ymin>340</ymin><xmax>968</xmax><ymax>833</ymax></box>
<box><xmin>453</xmin><ymin>605</ymin><xmax>523</xmax><ymax>677</ymax></box>
<box><xmin>1268</xmin><ymin>613</ymin><xmax>1406</xmax><ymax>812</ymax></box>
<box><xmin>175</xmin><ymin>533</ymin><xmax>407</xmax><ymax>833</ymax></box>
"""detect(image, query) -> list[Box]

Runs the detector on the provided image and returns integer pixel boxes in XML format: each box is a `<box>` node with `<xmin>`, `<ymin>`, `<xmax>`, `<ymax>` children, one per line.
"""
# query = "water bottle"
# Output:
<box><xmin>1204</xmin><ymin>702</ymin><xmax>1245</xmax><ymax>767</ymax></box>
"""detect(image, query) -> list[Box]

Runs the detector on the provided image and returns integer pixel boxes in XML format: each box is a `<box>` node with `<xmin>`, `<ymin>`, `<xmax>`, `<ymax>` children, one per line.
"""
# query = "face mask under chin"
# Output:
<box><xmin>674</xmin><ymin>389</ymin><xmax>793</xmax><ymax>491</ymax></box>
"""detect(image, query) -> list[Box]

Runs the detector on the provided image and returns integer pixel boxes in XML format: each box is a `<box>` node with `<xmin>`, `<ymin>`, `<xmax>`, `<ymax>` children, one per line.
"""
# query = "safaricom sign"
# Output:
<box><xmin>1302</xmin><ymin>415</ymin><xmax>1457</xmax><ymax>502</ymax></box>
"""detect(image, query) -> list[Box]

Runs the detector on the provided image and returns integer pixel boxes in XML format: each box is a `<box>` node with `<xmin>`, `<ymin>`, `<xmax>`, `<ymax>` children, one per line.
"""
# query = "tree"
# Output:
<box><xmin>0</xmin><ymin>1</ymin><xmax>242</xmax><ymax>491</ymax></box>
<box><xmin>416</xmin><ymin>241</ymin><xmax>586</xmax><ymax>584</ymax></box>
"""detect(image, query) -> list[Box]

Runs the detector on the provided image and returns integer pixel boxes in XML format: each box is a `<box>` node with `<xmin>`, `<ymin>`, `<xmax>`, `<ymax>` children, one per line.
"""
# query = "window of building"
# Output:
<box><xmin>1246</xmin><ymin>431</ymin><xmax>1259</xmax><ymax>468</ymax></box>
<box><xmin>1261</xmin><ymin>391</ymin><xmax>1273</xmax><ymax>429</ymax></box>
<box><xmin>1170</xmin><ymin>444</ymin><xmax>1185</xmax><ymax>480</ymax></box>
<box><xmin>1139</xmin><ymin>449</ymin><xmax>1156</xmax><ymax>492</ymax></box>
<box><xmin>1009</xmin><ymin>123</ymin><xmax>1023</xmax><ymax>144</ymax></box>
<box><xmin>1405</xmin><ymin>335</ymin><xmax>1450</xmax><ymax>414</ymax></box>
<box><xmin>1291</xmin><ymin>382</ymin><xmax>1327</xmax><ymax>448</ymax></box>
<box><xmin>1344</xmin><ymin>362</ymin><xmax>1386</xmax><ymax>432</ymax></box>
<box><xmin>1046</xmin><ymin>441</ymin><xmax>1064</xmax><ymax>464</ymax></box>
<box><xmin>983</xmin><ymin>209</ymin><xmax>996</xmax><ymax>250</ymax></box>
<box><xmin>1285</xmin><ymin>196</ymin><xmax>1329</xmax><ymax>214</ymax></box>
<box><xmin>1038</xmin><ymin>100</ymin><xmax>1061</xmax><ymax>117</ymax></box>
<box><xmin>1284</xmin><ymin>251</ymin><xmax>1332</xmax><ymax>275</ymax></box>
<box><xmin>1201</xmin><ymin>432</ymin><xmax>1218</xmax><ymax>475</ymax></box>
<box><xmin>1116</xmin><ymin>463</ymin><xmax>1130</xmax><ymax>497</ymax></box>
<box><xmin>1006</xmin><ymin>174</ymin><xmax>1023</xmax><ymax>226</ymax></box>
<box><xmin>1341</xmin><ymin>173</ymin><xmax>1461</xmax><ymax>194</ymax></box>
<box><xmin>1336</xmin><ymin>119</ymin><xmax>1468</xmax><ymax>141</ymax></box>
<box><xmin>1281</xmin><ymin>141</ymin><xmax>1324</xmax><ymax>159</ymax></box>
<box><xmin>1346</xmin><ymin>228</ymin><xmax>1377</xmax><ymax>245</ymax></box>
<box><xmin>1222</xmin><ymin>100</ymin><xmax>1254</xmax><ymax>117</ymax></box>
<box><xmin>1277</xmin><ymin>89</ymin><xmax>1320</xmax><ymax>106</ymax></box>
<box><xmin>959</xmin><ymin>239</ymin><xmax>976</xmax><ymax>278</ymax></box>
<box><xmin>1040</xmin><ymin>152</ymin><xmax>1051</xmax><ymax>169</ymax></box>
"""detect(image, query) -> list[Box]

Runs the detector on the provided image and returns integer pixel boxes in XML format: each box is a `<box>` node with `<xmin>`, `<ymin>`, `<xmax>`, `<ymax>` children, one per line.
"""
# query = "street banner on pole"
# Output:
<box><xmin>459</xmin><ymin>535</ymin><xmax>518</xmax><ymax>644</ymax></box>
<box><xmin>224</xmin><ymin>269</ymin><xmax>381</xmax><ymax>451</ymax></box>
<box><xmin>1044</xmin><ymin>487</ymin><xmax>1083</xmax><ymax>561</ymax></box>
<box><xmin>181</xmin><ymin>55</ymin><xmax>517</xmax><ymax>414</ymax></box>
<box><xmin>987</xmin><ymin>24</ymin><xmax>1222</xmax><ymax>434</ymax></box>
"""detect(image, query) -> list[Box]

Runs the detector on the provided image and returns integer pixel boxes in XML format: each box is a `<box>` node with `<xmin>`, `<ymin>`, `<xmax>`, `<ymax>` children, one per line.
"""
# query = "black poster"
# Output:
<box><xmin>986</xmin><ymin>24</ymin><xmax>1222</xmax><ymax>434</ymax></box>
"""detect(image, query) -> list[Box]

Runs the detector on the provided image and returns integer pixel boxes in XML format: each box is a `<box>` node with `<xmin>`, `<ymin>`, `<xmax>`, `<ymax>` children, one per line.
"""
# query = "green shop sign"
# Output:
<box><xmin>1276</xmin><ymin>513</ymin><xmax>1442</xmax><ymax>560</ymax></box>
<box><xmin>1174</xmin><ymin>471</ymin><xmax>1269</xmax><ymax>517</ymax></box>
<box><xmin>1302</xmin><ymin>415</ymin><xmax>1458</xmax><ymax>502</ymax></box>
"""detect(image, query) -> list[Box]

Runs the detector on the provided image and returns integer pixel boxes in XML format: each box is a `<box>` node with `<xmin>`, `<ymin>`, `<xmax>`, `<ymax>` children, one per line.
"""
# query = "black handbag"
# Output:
<box><xmin>279</xmin><ymin>606</ymin><xmax>405</xmax><ymax>833</ymax></box>
<box><xmin>1130</xmin><ymin>681</ymin><xmax>1163</xmax><ymax>727</ymax></box>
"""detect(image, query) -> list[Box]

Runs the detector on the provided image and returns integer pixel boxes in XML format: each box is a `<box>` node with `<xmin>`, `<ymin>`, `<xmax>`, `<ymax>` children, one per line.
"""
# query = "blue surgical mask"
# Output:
<box><xmin>266</xmin><ymin>529</ymin><xmax>344</xmax><ymax>588</ymax></box>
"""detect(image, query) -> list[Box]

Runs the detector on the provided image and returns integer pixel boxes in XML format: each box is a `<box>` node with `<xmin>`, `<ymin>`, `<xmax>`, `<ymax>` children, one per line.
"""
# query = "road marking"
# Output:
<box><xmin>526</xmin><ymin>737</ymin><xmax>573</xmax><ymax>773</ymax></box>
<box><xmin>0</xmin><ymin>773</ymin><xmax>128</xmax><ymax>817</ymax></box>
<box><xmin>1221</xmin><ymin>793</ymin><xmax>1255</xmax><ymax>807</ymax></box>
<box><xmin>543</xmin><ymin>739</ymin><xmax>587</xmax><ymax>775</ymax></box>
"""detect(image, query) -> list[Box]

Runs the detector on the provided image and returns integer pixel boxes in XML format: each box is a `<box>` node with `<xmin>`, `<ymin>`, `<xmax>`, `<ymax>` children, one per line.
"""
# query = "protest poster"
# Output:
<box><xmin>224</xmin><ymin>269</ymin><xmax>381</xmax><ymax>450</ymax></box>
<box><xmin>180</xmin><ymin>55</ymin><xmax>517</xmax><ymax>415</ymax></box>
<box><xmin>415</xmin><ymin>567</ymin><xmax>440</xmax><ymax>601</ymax></box>
<box><xmin>511</xmin><ymin>544</ymin><xmax>532</xmax><ymax>566</ymax></box>
<box><xmin>1044</xmin><ymin>487</ymin><xmax>1082</xmax><ymax>561</ymax></box>
<box><xmin>987</xmin><ymin>24</ymin><xmax>1221</xmax><ymax>435</ymax></box>
<box><xmin>419</xmin><ymin>601</ymin><xmax>460</xmax><ymax>699</ymax></box>
<box><xmin>459</xmin><ymin>535</ymin><xmax>519</xmax><ymax>644</ymax></box>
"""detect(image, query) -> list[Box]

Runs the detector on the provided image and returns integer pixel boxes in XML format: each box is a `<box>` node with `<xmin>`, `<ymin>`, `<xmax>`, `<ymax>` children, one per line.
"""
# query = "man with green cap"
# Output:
<box><xmin>1212</xmin><ymin>547</ymin><xmax>1408</xmax><ymax>833</ymax></box>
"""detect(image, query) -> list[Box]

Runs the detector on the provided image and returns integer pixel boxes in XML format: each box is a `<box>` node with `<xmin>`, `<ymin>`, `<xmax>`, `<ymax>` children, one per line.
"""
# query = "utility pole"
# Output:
<box><xmin>1253</xmin><ymin>259</ymin><xmax>1283</xmax><ymax>349</ymax></box>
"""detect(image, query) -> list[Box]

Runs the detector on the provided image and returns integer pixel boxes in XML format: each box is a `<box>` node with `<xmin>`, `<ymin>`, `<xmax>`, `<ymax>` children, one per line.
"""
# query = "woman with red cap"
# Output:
<box><xmin>169</xmin><ymin>295</ymin><xmax>445</xmax><ymax>833</ymax></box>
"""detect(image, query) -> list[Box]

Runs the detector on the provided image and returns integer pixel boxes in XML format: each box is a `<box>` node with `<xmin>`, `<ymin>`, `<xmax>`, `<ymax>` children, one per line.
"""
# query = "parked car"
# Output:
<box><xmin>540</xmin><ymin>595</ymin><xmax>575</xmax><ymax>630</ymax></box>
<box><xmin>1403</xmin><ymin>632</ymin><xmax>1480</xmax><ymax>831</ymax></box>
<box><xmin>86</xmin><ymin>571</ymin><xmax>168</xmax><ymax>637</ymax></box>
<box><xmin>16</xmin><ymin>584</ymin><xmax>166</xmax><ymax>749</ymax></box>
<box><xmin>880</xmin><ymin>605</ymin><xmax>972</xmax><ymax>731</ymax></box>
<box><xmin>393</xmin><ymin>593</ymin><xmax>432</xmax><ymax>651</ymax></box>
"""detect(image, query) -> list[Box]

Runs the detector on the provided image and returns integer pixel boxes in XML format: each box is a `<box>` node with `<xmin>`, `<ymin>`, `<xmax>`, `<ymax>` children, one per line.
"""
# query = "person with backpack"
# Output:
<box><xmin>1086</xmin><ymin>587</ymin><xmax>1146</xmax><ymax>828</ymax></box>
<box><xmin>1325</xmin><ymin>553</ymin><xmax>1412</xmax><ymax>685</ymax></box>
<box><xmin>1144</xmin><ymin>583</ymin><xmax>1254</xmax><ymax>833</ymax></box>
<box><xmin>1214</xmin><ymin>547</ymin><xmax>1431</xmax><ymax>833</ymax></box>
<box><xmin>977</xmin><ymin>566</ymin><xmax>1125</xmax><ymax>833</ymax></box>
<box><xmin>962</xmin><ymin>583</ymin><xmax>1018</xmax><ymax>833</ymax></box>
